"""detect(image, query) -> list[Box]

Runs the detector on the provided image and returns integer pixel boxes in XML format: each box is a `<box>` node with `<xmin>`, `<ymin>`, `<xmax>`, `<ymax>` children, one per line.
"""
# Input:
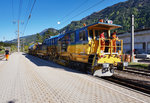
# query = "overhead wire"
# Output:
<box><xmin>12</xmin><ymin>0</ymin><xmax>14</xmax><ymax>20</ymax></box>
<box><xmin>53</xmin><ymin>0</ymin><xmax>89</xmax><ymax>29</ymax></box>
<box><xmin>11</xmin><ymin>0</ymin><xmax>19</xmax><ymax>41</ymax></box>
<box><xmin>23</xmin><ymin>0</ymin><xmax>37</xmax><ymax>35</ymax></box>
<box><xmin>18</xmin><ymin>0</ymin><xmax>23</xmax><ymax>20</ymax></box>
<box><xmin>60</xmin><ymin>0</ymin><xmax>105</xmax><ymax>27</ymax></box>
<box><xmin>23</xmin><ymin>0</ymin><xmax>32</xmax><ymax>22</ymax></box>
<box><xmin>59</xmin><ymin>0</ymin><xmax>89</xmax><ymax>22</ymax></box>
<box><xmin>28</xmin><ymin>0</ymin><xmax>37</xmax><ymax>19</ymax></box>
<box><xmin>20</xmin><ymin>0</ymin><xmax>105</xmax><ymax>35</ymax></box>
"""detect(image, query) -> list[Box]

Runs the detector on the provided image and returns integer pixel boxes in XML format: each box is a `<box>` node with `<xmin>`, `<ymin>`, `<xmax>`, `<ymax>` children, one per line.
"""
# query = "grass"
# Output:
<box><xmin>0</xmin><ymin>50</ymin><xmax>4</xmax><ymax>55</ymax></box>
<box><xmin>128</xmin><ymin>62</ymin><xmax>150</xmax><ymax>69</ymax></box>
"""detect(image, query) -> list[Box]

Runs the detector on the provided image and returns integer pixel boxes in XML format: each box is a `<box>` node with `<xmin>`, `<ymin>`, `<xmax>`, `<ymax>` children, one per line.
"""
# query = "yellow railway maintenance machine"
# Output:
<box><xmin>42</xmin><ymin>20</ymin><xmax>128</xmax><ymax>77</ymax></box>
<box><xmin>72</xmin><ymin>22</ymin><xmax>127</xmax><ymax>76</ymax></box>
<box><xmin>86</xmin><ymin>21</ymin><xmax>127</xmax><ymax>76</ymax></box>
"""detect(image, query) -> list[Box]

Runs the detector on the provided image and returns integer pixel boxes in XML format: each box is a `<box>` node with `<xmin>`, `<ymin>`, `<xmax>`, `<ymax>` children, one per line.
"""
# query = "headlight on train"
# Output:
<box><xmin>103</xmin><ymin>63</ymin><xmax>109</xmax><ymax>68</ymax></box>
<box><xmin>123</xmin><ymin>62</ymin><xmax>128</xmax><ymax>67</ymax></box>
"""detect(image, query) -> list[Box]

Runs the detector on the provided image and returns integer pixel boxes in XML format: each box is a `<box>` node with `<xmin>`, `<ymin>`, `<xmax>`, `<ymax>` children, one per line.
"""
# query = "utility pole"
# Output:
<box><xmin>18</xmin><ymin>20</ymin><xmax>20</xmax><ymax>52</ymax></box>
<box><xmin>23</xmin><ymin>38</ymin><xmax>25</xmax><ymax>52</ymax></box>
<box><xmin>13</xmin><ymin>20</ymin><xmax>23</xmax><ymax>52</ymax></box>
<box><xmin>131</xmin><ymin>15</ymin><xmax>134</xmax><ymax>62</ymax></box>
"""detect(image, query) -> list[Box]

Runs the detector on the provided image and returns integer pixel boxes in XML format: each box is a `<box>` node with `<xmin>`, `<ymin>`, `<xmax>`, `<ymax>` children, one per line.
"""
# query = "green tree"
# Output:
<box><xmin>42</xmin><ymin>30</ymin><xmax>53</xmax><ymax>41</ymax></box>
<box><xmin>36</xmin><ymin>33</ymin><xmax>42</xmax><ymax>43</ymax></box>
<box><xmin>24</xmin><ymin>45</ymin><xmax>29</xmax><ymax>52</ymax></box>
<box><xmin>10</xmin><ymin>45</ymin><xmax>17</xmax><ymax>52</ymax></box>
<box><xmin>0</xmin><ymin>46</ymin><xmax>4</xmax><ymax>50</ymax></box>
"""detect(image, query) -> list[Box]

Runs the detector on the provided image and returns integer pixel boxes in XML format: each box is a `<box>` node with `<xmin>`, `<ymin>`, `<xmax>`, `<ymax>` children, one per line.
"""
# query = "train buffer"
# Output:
<box><xmin>0</xmin><ymin>52</ymin><xmax>149</xmax><ymax>103</ymax></box>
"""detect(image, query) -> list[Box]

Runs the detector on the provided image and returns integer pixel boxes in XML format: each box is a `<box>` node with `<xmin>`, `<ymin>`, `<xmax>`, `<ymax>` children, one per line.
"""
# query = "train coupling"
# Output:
<box><xmin>93</xmin><ymin>63</ymin><xmax>113</xmax><ymax>77</ymax></box>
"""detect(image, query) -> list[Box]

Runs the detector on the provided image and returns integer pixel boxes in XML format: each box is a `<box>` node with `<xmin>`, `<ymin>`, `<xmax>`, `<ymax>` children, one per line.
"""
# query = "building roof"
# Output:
<box><xmin>117</xmin><ymin>28</ymin><xmax>150</xmax><ymax>38</ymax></box>
<box><xmin>118</xmin><ymin>27</ymin><xmax>150</xmax><ymax>35</ymax></box>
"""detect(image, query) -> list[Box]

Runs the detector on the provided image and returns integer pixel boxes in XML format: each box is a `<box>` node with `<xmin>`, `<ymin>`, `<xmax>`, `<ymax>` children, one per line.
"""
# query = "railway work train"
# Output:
<box><xmin>29</xmin><ymin>20</ymin><xmax>128</xmax><ymax>77</ymax></box>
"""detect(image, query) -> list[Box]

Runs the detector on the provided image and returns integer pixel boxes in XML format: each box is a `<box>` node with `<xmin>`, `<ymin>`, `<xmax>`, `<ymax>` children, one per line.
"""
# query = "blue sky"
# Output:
<box><xmin>0</xmin><ymin>0</ymin><xmax>127</xmax><ymax>41</ymax></box>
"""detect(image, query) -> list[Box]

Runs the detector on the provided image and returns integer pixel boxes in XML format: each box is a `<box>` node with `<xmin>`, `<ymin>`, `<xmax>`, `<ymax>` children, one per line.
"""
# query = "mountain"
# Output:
<box><xmin>7</xmin><ymin>28</ymin><xmax>58</xmax><ymax>44</ymax></box>
<box><xmin>8</xmin><ymin>0</ymin><xmax>150</xmax><ymax>44</ymax></box>
<box><xmin>39</xmin><ymin>28</ymin><xmax>58</xmax><ymax>36</ymax></box>
<box><xmin>60</xmin><ymin>0</ymin><xmax>150</xmax><ymax>33</ymax></box>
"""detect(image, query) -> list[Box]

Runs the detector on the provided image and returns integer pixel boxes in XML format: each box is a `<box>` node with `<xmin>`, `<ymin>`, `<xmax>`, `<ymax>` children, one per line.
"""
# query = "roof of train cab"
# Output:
<box><xmin>86</xmin><ymin>22</ymin><xmax>122</xmax><ymax>30</ymax></box>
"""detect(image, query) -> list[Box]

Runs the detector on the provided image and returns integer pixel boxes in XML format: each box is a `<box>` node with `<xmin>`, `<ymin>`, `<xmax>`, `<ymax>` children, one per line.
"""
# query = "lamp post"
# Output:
<box><xmin>131</xmin><ymin>15</ymin><xmax>134</xmax><ymax>62</ymax></box>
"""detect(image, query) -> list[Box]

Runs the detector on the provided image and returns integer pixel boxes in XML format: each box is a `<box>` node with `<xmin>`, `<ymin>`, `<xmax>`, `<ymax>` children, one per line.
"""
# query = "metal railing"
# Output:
<box><xmin>98</xmin><ymin>39</ymin><xmax>123</xmax><ymax>55</ymax></box>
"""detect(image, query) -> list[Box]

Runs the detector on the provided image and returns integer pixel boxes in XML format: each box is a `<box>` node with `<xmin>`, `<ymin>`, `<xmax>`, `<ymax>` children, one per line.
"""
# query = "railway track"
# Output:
<box><xmin>106</xmin><ymin>68</ymin><xmax>150</xmax><ymax>95</ymax></box>
<box><xmin>121</xmin><ymin>67</ymin><xmax>150</xmax><ymax>77</ymax></box>
<box><xmin>90</xmin><ymin>67</ymin><xmax>150</xmax><ymax>95</ymax></box>
<box><xmin>80</xmin><ymin>67</ymin><xmax>150</xmax><ymax>95</ymax></box>
<box><xmin>101</xmin><ymin>75</ymin><xmax>150</xmax><ymax>95</ymax></box>
<box><xmin>126</xmin><ymin>67</ymin><xmax>150</xmax><ymax>72</ymax></box>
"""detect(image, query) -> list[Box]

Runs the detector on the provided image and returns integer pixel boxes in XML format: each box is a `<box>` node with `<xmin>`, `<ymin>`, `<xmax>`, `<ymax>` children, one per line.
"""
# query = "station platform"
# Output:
<box><xmin>0</xmin><ymin>53</ymin><xmax>149</xmax><ymax>103</ymax></box>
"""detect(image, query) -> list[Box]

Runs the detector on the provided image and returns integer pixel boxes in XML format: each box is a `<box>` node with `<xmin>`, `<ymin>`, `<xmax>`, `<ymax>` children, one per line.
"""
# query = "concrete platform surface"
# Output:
<box><xmin>0</xmin><ymin>52</ymin><xmax>149</xmax><ymax>103</ymax></box>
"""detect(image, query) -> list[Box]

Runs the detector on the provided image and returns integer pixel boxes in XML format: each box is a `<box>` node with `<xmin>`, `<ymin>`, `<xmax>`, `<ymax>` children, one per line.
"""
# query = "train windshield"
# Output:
<box><xmin>88</xmin><ymin>30</ymin><xmax>93</xmax><ymax>40</ymax></box>
<box><xmin>95</xmin><ymin>30</ymin><xmax>108</xmax><ymax>40</ymax></box>
<box><xmin>88</xmin><ymin>30</ymin><xmax>108</xmax><ymax>40</ymax></box>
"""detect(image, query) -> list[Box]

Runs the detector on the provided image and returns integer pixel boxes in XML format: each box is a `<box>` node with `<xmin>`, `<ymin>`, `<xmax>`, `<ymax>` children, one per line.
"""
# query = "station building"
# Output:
<box><xmin>117</xmin><ymin>28</ymin><xmax>150</xmax><ymax>54</ymax></box>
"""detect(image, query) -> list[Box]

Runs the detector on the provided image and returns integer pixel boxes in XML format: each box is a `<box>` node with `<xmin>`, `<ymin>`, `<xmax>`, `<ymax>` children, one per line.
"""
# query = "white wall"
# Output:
<box><xmin>148</xmin><ymin>42</ymin><xmax>150</xmax><ymax>50</ymax></box>
<box><xmin>135</xmin><ymin>43</ymin><xmax>143</xmax><ymax>49</ymax></box>
<box><xmin>123</xmin><ymin>44</ymin><xmax>130</xmax><ymax>53</ymax></box>
<box><xmin>118</xmin><ymin>30</ymin><xmax>150</xmax><ymax>53</ymax></box>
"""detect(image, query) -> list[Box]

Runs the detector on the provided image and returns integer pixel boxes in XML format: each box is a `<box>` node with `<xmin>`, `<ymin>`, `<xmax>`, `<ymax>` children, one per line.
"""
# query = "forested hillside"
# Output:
<box><xmin>60</xmin><ymin>0</ymin><xmax>150</xmax><ymax>33</ymax></box>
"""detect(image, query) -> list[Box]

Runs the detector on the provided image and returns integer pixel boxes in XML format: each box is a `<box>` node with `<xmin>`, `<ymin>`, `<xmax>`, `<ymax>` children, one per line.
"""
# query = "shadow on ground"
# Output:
<box><xmin>23</xmin><ymin>53</ymin><xmax>84</xmax><ymax>74</ymax></box>
<box><xmin>0</xmin><ymin>59</ymin><xmax>7</xmax><ymax>61</ymax></box>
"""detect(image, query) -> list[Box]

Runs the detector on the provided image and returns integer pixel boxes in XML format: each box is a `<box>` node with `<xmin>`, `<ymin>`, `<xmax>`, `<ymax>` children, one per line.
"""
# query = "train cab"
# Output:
<box><xmin>86</xmin><ymin>21</ymin><xmax>128</xmax><ymax>76</ymax></box>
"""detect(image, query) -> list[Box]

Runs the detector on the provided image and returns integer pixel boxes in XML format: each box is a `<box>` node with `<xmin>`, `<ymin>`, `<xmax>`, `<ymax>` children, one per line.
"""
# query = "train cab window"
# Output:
<box><xmin>95</xmin><ymin>30</ymin><xmax>99</xmax><ymax>40</ymax></box>
<box><xmin>70</xmin><ymin>32</ymin><xmax>75</xmax><ymax>43</ymax></box>
<box><xmin>95</xmin><ymin>30</ymin><xmax>108</xmax><ymax>40</ymax></box>
<box><xmin>79</xmin><ymin>30</ymin><xmax>87</xmax><ymax>41</ymax></box>
<box><xmin>88</xmin><ymin>30</ymin><xmax>93</xmax><ymax>40</ymax></box>
<box><xmin>65</xmin><ymin>34</ymin><xmax>70</xmax><ymax>43</ymax></box>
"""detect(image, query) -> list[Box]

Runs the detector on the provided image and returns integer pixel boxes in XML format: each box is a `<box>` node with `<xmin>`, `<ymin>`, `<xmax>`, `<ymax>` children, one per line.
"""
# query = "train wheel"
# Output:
<box><xmin>81</xmin><ymin>63</ymin><xmax>86</xmax><ymax>73</ymax></box>
<box><xmin>86</xmin><ymin>65</ymin><xmax>93</xmax><ymax>74</ymax></box>
<box><xmin>117</xmin><ymin>63</ymin><xmax>124</xmax><ymax>70</ymax></box>
<box><xmin>110</xmin><ymin>68</ymin><xmax>114</xmax><ymax>73</ymax></box>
